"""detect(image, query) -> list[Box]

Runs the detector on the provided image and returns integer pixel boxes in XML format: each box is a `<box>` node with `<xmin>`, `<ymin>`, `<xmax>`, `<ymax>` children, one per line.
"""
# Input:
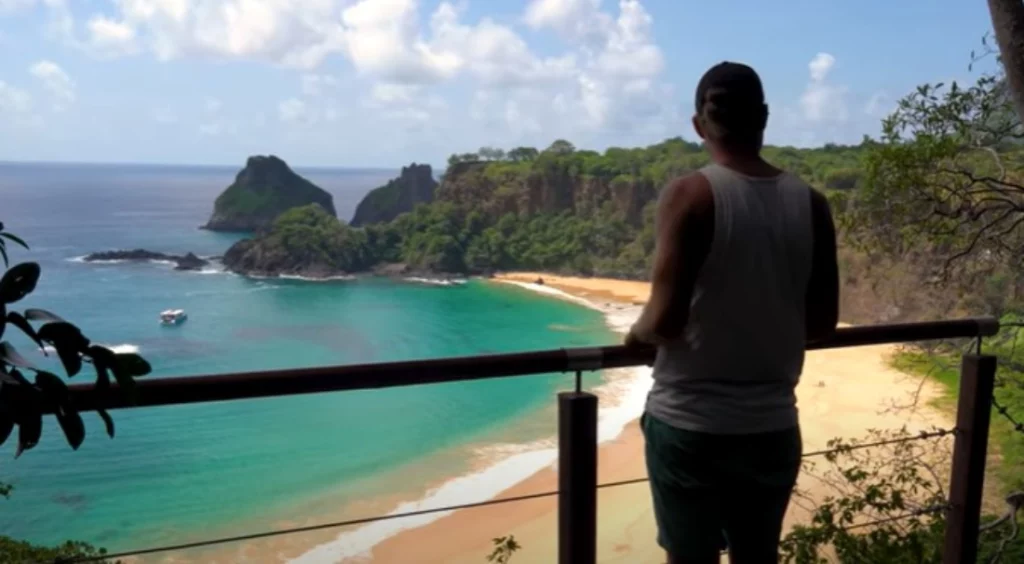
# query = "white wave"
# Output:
<box><xmin>288</xmin><ymin>449</ymin><xmax>559</xmax><ymax>563</ymax></box>
<box><xmin>404</xmin><ymin>276</ymin><xmax>468</xmax><ymax>287</ymax></box>
<box><xmin>277</xmin><ymin>273</ymin><xmax>356</xmax><ymax>282</ymax></box>
<box><xmin>67</xmin><ymin>255</ymin><xmax>124</xmax><ymax>264</ymax></box>
<box><xmin>290</xmin><ymin>279</ymin><xmax>650</xmax><ymax>562</ymax></box>
<box><xmin>39</xmin><ymin>343</ymin><xmax>140</xmax><ymax>355</ymax></box>
<box><xmin>105</xmin><ymin>343</ymin><xmax>140</xmax><ymax>355</ymax></box>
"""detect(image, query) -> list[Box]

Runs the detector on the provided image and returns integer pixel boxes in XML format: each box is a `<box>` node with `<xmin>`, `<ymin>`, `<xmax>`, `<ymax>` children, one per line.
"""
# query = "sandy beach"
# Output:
<box><xmin>185</xmin><ymin>272</ymin><xmax>952</xmax><ymax>564</ymax></box>
<box><xmin>366</xmin><ymin>272</ymin><xmax>952</xmax><ymax>563</ymax></box>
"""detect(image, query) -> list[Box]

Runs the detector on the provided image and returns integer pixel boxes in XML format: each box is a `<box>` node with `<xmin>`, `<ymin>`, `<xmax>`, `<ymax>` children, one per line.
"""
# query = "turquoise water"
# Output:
<box><xmin>0</xmin><ymin>163</ymin><xmax>615</xmax><ymax>552</ymax></box>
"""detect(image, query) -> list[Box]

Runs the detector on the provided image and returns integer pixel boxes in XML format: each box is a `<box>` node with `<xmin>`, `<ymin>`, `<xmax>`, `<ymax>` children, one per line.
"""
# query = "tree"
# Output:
<box><xmin>544</xmin><ymin>139</ymin><xmax>575</xmax><ymax>155</ymax></box>
<box><xmin>478</xmin><ymin>147</ymin><xmax>506</xmax><ymax>161</ymax></box>
<box><xmin>845</xmin><ymin>65</ymin><xmax>1023</xmax><ymax>277</ymax></box>
<box><xmin>987</xmin><ymin>0</ymin><xmax>1024</xmax><ymax>123</ymax></box>
<box><xmin>507</xmin><ymin>147</ymin><xmax>539</xmax><ymax>162</ymax></box>
<box><xmin>0</xmin><ymin>222</ymin><xmax>149</xmax><ymax>563</ymax></box>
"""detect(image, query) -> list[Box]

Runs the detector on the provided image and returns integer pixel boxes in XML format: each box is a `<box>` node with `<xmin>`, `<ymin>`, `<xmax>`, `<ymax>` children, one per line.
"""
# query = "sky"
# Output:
<box><xmin>0</xmin><ymin>0</ymin><xmax>1003</xmax><ymax>168</ymax></box>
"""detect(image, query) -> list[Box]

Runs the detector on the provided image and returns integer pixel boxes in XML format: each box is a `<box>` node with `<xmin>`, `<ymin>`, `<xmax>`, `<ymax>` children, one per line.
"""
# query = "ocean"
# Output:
<box><xmin>0</xmin><ymin>162</ymin><xmax>621</xmax><ymax>561</ymax></box>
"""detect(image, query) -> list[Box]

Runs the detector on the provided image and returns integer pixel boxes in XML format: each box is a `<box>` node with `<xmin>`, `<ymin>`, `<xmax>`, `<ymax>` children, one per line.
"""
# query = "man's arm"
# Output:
<box><xmin>805</xmin><ymin>189</ymin><xmax>840</xmax><ymax>343</ymax></box>
<box><xmin>627</xmin><ymin>174</ymin><xmax>714</xmax><ymax>345</ymax></box>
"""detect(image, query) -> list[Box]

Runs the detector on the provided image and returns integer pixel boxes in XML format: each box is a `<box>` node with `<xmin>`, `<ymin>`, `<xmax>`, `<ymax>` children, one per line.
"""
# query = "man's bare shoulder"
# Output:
<box><xmin>661</xmin><ymin>171</ymin><xmax>714</xmax><ymax>215</ymax></box>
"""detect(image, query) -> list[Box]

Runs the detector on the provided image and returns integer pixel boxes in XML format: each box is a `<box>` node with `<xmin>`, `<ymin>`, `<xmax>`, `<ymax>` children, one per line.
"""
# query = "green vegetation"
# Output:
<box><xmin>893</xmin><ymin>317</ymin><xmax>1024</xmax><ymax>494</ymax></box>
<box><xmin>204</xmin><ymin>155</ymin><xmax>337</xmax><ymax>232</ymax></box>
<box><xmin>225</xmin><ymin>138</ymin><xmax>865</xmax><ymax>278</ymax></box>
<box><xmin>0</xmin><ymin>222</ymin><xmax>150</xmax><ymax>564</ymax></box>
<box><xmin>778</xmin><ymin>428</ymin><xmax>1024</xmax><ymax>563</ymax></box>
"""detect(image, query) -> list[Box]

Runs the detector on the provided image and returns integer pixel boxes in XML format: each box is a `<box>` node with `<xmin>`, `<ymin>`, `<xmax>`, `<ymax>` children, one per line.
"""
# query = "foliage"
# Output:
<box><xmin>844</xmin><ymin>63</ymin><xmax>1023</xmax><ymax>278</ymax></box>
<box><xmin>0</xmin><ymin>537</ymin><xmax>118</xmax><ymax>564</ymax></box>
<box><xmin>0</xmin><ymin>222</ymin><xmax>149</xmax><ymax>563</ymax></box>
<box><xmin>486</xmin><ymin>535</ymin><xmax>520</xmax><ymax>563</ymax></box>
<box><xmin>0</xmin><ymin>223</ymin><xmax>151</xmax><ymax>456</ymax></box>
<box><xmin>229</xmin><ymin>137</ymin><xmax>867</xmax><ymax>279</ymax></box>
<box><xmin>779</xmin><ymin>427</ymin><xmax>1024</xmax><ymax>563</ymax></box>
<box><xmin>893</xmin><ymin>316</ymin><xmax>1024</xmax><ymax>494</ymax></box>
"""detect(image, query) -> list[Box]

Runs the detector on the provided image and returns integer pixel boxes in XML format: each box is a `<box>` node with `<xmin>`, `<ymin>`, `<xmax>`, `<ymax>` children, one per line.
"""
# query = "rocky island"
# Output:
<box><xmin>350</xmin><ymin>163</ymin><xmax>437</xmax><ymax>226</ymax></box>
<box><xmin>203</xmin><ymin>155</ymin><xmax>337</xmax><ymax>232</ymax></box>
<box><xmin>83</xmin><ymin>249</ymin><xmax>211</xmax><ymax>271</ymax></box>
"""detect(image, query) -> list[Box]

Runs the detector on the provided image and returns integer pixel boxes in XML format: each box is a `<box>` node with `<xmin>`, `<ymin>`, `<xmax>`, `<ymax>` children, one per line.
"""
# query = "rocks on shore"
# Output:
<box><xmin>83</xmin><ymin>249</ymin><xmax>211</xmax><ymax>271</ymax></box>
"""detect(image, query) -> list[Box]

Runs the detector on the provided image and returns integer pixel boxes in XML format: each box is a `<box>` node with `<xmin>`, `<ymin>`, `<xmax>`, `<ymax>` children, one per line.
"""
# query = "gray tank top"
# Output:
<box><xmin>644</xmin><ymin>163</ymin><xmax>814</xmax><ymax>434</ymax></box>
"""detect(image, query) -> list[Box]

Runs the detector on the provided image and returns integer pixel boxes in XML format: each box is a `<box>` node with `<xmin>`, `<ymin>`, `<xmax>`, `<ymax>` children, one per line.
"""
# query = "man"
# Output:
<box><xmin>625</xmin><ymin>62</ymin><xmax>840</xmax><ymax>563</ymax></box>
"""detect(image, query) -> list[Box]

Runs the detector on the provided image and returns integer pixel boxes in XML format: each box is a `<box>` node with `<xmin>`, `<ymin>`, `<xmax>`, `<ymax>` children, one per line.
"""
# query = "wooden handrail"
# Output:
<box><xmin>55</xmin><ymin>317</ymin><xmax>1000</xmax><ymax>413</ymax></box>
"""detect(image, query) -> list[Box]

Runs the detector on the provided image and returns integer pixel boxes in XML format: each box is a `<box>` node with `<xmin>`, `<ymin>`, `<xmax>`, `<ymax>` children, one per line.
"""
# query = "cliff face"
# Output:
<box><xmin>436</xmin><ymin>162</ymin><xmax>658</xmax><ymax>225</ymax></box>
<box><xmin>350</xmin><ymin>163</ymin><xmax>438</xmax><ymax>226</ymax></box>
<box><xmin>203</xmin><ymin>155</ymin><xmax>337</xmax><ymax>232</ymax></box>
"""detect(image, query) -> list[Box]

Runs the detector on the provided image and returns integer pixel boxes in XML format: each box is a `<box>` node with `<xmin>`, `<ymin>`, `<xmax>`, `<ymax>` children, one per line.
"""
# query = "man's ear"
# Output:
<box><xmin>691</xmin><ymin>114</ymin><xmax>705</xmax><ymax>140</ymax></box>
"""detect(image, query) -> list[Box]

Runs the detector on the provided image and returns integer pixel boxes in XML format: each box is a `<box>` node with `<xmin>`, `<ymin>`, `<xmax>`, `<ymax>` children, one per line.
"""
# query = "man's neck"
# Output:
<box><xmin>709</xmin><ymin>148</ymin><xmax>777</xmax><ymax>177</ymax></box>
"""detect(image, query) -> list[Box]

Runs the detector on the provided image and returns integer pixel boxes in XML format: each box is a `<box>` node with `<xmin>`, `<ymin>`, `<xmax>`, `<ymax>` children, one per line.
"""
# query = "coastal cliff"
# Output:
<box><xmin>203</xmin><ymin>155</ymin><xmax>337</xmax><ymax>232</ymax></box>
<box><xmin>219</xmin><ymin>138</ymin><xmax>867</xmax><ymax>280</ymax></box>
<box><xmin>350</xmin><ymin>163</ymin><xmax>437</xmax><ymax>226</ymax></box>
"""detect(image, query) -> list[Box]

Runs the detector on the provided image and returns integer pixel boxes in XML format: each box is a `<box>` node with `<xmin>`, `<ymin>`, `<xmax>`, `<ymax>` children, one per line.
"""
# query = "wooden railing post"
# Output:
<box><xmin>943</xmin><ymin>354</ymin><xmax>997</xmax><ymax>564</ymax></box>
<box><xmin>558</xmin><ymin>389</ymin><xmax>598</xmax><ymax>564</ymax></box>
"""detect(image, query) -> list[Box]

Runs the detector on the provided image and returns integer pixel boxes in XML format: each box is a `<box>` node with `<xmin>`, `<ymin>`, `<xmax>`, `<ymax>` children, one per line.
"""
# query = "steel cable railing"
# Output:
<box><xmin>62</xmin><ymin>424</ymin><xmax>960</xmax><ymax>562</ymax></box>
<box><xmin>32</xmin><ymin>317</ymin><xmax>1002</xmax><ymax>564</ymax></box>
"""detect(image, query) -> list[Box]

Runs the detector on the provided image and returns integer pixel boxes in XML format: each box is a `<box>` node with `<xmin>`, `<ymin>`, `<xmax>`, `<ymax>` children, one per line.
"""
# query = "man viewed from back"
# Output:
<box><xmin>625</xmin><ymin>62</ymin><xmax>840</xmax><ymax>563</ymax></box>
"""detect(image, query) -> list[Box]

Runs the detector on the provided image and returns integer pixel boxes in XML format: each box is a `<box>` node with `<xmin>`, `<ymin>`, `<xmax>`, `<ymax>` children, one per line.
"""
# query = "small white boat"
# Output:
<box><xmin>159</xmin><ymin>309</ymin><xmax>188</xmax><ymax>326</ymax></box>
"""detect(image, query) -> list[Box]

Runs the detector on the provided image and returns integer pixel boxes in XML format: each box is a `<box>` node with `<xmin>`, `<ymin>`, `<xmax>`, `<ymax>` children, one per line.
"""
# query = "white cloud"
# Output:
<box><xmin>808</xmin><ymin>52</ymin><xmax>835</xmax><ymax>82</ymax></box>
<box><xmin>29</xmin><ymin>59</ymin><xmax>75</xmax><ymax>110</ymax></box>
<box><xmin>87</xmin><ymin>15</ymin><xmax>138</xmax><ymax>54</ymax></box>
<box><xmin>799</xmin><ymin>52</ymin><xmax>847</xmax><ymax>123</ymax></box>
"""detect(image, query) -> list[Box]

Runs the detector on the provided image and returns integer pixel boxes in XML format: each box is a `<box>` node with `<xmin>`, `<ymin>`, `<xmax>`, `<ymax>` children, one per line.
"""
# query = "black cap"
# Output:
<box><xmin>694</xmin><ymin>61</ymin><xmax>765</xmax><ymax>114</ymax></box>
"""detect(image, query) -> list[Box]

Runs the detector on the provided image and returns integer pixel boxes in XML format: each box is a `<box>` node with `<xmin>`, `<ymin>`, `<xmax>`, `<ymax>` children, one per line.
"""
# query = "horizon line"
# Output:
<box><xmin>0</xmin><ymin>158</ymin><xmax>410</xmax><ymax>171</ymax></box>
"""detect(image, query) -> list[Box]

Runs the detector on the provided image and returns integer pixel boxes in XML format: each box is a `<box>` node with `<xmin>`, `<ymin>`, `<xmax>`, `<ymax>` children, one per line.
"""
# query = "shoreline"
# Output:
<box><xmin>184</xmin><ymin>271</ymin><xmax>954</xmax><ymax>563</ymax></box>
<box><xmin>366</xmin><ymin>272</ymin><xmax>955</xmax><ymax>563</ymax></box>
<box><xmin>281</xmin><ymin>275</ymin><xmax>651</xmax><ymax>563</ymax></box>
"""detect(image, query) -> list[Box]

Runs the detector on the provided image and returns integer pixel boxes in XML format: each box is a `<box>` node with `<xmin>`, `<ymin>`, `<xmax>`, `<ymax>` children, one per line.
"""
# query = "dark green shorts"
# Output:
<box><xmin>641</xmin><ymin>412</ymin><xmax>802</xmax><ymax>560</ymax></box>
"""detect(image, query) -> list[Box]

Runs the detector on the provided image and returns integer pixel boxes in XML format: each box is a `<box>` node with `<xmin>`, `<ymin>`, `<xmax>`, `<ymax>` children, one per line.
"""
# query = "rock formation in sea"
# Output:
<box><xmin>83</xmin><ymin>249</ymin><xmax>210</xmax><ymax>271</ymax></box>
<box><xmin>349</xmin><ymin>163</ymin><xmax>438</xmax><ymax>226</ymax></box>
<box><xmin>202</xmin><ymin>155</ymin><xmax>337</xmax><ymax>232</ymax></box>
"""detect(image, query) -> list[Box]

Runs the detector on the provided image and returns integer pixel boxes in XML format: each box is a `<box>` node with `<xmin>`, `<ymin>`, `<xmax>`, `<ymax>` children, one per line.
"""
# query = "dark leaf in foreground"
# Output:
<box><xmin>55</xmin><ymin>408</ymin><xmax>85</xmax><ymax>450</ymax></box>
<box><xmin>34</xmin><ymin>371</ymin><xmax>70</xmax><ymax>406</ymax></box>
<box><xmin>0</xmin><ymin>415</ymin><xmax>13</xmax><ymax>445</ymax></box>
<box><xmin>0</xmin><ymin>245</ymin><xmax>7</xmax><ymax>269</ymax></box>
<box><xmin>7</xmin><ymin>311</ymin><xmax>44</xmax><ymax>349</ymax></box>
<box><xmin>0</xmin><ymin>342</ymin><xmax>36</xmax><ymax>369</ymax></box>
<box><xmin>97</xmin><ymin>408</ymin><xmax>115</xmax><ymax>438</ymax></box>
<box><xmin>115</xmin><ymin>353</ymin><xmax>151</xmax><ymax>377</ymax></box>
<box><xmin>0</xmin><ymin>231</ymin><xmax>29</xmax><ymax>250</ymax></box>
<box><xmin>92</xmin><ymin>346</ymin><xmax>136</xmax><ymax>402</ymax></box>
<box><xmin>0</xmin><ymin>262</ymin><xmax>41</xmax><ymax>304</ymax></box>
<box><xmin>39</xmin><ymin>322</ymin><xmax>88</xmax><ymax>377</ymax></box>
<box><xmin>16</xmin><ymin>411</ymin><xmax>41</xmax><ymax>458</ymax></box>
<box><xmin>24</xmin><ymin>308</ymin><xmax>65</xmax><ymax>322</ymax></box>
